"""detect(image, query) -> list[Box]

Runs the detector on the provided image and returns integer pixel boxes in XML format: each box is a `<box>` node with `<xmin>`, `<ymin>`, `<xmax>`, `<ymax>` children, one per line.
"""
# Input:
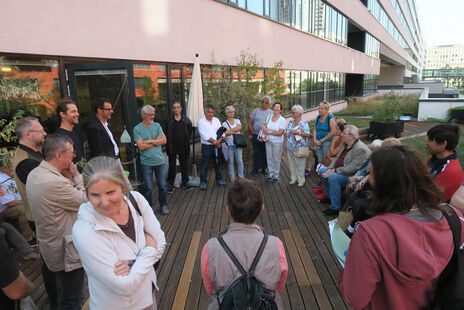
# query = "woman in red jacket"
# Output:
<box><xmin>338</xmin><ymin>145</ymin><xmax>464</xmax><ymax>309</ymax></box>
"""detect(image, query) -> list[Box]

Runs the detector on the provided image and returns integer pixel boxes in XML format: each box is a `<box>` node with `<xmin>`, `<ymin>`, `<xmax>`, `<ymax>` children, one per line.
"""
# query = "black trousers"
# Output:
<box><xmin>167</xmin><ymin>152</ymin><xmax>189</xmax><ymax>186</ymax></box>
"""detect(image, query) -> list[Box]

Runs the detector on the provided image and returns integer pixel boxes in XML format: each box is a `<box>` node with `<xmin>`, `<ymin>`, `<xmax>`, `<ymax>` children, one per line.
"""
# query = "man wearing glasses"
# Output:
<box><xmin>87</xmin><ymin>98</ymin><xmax>120</xmax><ymax>159</ymax></box>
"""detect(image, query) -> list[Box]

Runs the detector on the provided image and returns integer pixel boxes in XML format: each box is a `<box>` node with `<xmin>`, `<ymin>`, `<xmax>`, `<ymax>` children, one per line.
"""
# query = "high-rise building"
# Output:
<box><xmin>426</xmin><ymin>45</ymin><xmax>464</xmax><ymax>69</ymax></box>
<box><xmin>0</xmin><ymin>0</ymin><xmax>425</xmax><ymax>149</ymax></box>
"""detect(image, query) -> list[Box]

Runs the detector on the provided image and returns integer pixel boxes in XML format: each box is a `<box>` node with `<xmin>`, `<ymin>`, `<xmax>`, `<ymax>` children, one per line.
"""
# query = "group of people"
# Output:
<box><xmin>2</xmin><ymin>93</ymin><xmax>464</xmax><ymax>310</ymax></box>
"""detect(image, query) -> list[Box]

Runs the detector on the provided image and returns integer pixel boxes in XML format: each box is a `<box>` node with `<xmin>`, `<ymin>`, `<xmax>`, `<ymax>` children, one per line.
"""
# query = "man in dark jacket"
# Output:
<box><xmin>87</xmin><ymin>98</ymin><xmax>119</xmax><ymax>159</ymax></box>
<box><xmin>166</xmin><ymin>102</ymin><xmax>193</xmax><ymax>193</ymax></box>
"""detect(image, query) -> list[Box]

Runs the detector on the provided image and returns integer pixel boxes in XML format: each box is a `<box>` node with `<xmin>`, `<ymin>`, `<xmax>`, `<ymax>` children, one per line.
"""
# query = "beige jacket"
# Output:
<box><xmin>26</xmin><ymin>161</ymin><xmax>87</xmax><ymax>272</ymax></box>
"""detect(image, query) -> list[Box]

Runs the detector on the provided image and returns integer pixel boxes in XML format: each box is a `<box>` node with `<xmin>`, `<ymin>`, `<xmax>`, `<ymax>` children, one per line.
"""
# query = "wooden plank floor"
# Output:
<box><xmin>12</xmin><ymin>120</ymin><xmax>440</xmax><ymax>309</ymax></box>
<box><xmin>14</xmin><ymin>156</ymin><xmax>346</xmax><ymax>310</ymax></box>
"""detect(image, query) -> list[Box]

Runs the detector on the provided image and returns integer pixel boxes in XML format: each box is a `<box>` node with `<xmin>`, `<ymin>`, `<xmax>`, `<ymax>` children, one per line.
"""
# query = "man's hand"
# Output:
<box><xmin>322</xmin><ymin>169</ymin><xmax>334</xmax><ymax>179</ymax></box>
<box><xmin>114</xmin><ymin>261</ymin><xmax>131</xmax><ymax>276</ymax></box>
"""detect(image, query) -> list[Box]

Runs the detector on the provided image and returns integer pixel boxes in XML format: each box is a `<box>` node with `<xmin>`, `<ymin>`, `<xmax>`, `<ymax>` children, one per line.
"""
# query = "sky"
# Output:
<box><xmin>416</xmin><ymin>0</ymin><xmax>464</xmax><ymax>47</ymax></box>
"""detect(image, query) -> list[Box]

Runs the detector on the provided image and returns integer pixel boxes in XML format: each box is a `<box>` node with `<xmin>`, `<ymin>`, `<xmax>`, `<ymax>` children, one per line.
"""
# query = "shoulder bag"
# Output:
<box><xmin>226</xmin><ymin>121</ymin><xmax>247</xmax><ymax>148</ymax></box>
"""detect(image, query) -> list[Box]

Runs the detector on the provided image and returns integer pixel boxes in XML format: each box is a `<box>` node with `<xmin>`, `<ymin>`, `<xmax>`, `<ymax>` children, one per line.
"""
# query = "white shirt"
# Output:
<box><xmin>101</xmin><ymin>120</ymin><xmax>119</xmax><ymax>156</ymax></box>
<box><xmin>222</xmin><ymin>119</ymin><xmax>241</xmax><ymax>145</ymax></box>
<box><xmin>0</xmin><ymin>172</ymin><xmax>21</xmax><ymax>213</ymax></box>
<box><xmin>198</xmin><ymin>116</ymin><xmax>222</xmax><ymax>145</ymax></box>
<box><xmin>266</xmin><ymin>115</ymin><xmax>287</xmax><ymax>143</ymax></box>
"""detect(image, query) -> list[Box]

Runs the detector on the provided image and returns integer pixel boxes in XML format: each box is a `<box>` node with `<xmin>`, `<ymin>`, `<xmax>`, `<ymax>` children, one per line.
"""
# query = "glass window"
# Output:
<box><xmin>302</xmin><ymin>0</ymin><xmax>309</xmax><ymax>32</ymax></box>
<box><xmin>279</xmin><ymin>0</ymin><xmax>291</xmax><ymax>25</ymax></box>
<box><xmin>238</xmin><ymin>0</ymin><xmax>246</xmax><ymax>9</ymax></box>
<box><xmin>248</xmin><ymin>0</ymin><xmax>264</xmax><ymax>15</ymax></box>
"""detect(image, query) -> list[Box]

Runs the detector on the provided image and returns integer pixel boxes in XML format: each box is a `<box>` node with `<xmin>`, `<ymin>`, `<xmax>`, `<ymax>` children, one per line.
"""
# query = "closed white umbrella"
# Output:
<box><xmin>187</xmin><ymin>54</ymin><xmax>204</xmax><ymax>127</ymax></box>
<box><xmin>186</xmin><ymin>54</ymin><xmax>204</xmax><ymax>186</ymax></box>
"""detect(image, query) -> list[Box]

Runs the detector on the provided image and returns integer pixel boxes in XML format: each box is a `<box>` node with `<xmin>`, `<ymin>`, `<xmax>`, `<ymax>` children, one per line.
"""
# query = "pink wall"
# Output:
<box><xmin>1</xmin><ymin>0</ymin><xmax>379</xmax><ymax>74</ymax></box>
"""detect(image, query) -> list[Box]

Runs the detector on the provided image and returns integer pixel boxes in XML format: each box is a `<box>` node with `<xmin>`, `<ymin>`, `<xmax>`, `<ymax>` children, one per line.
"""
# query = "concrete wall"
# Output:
<box><xmin>0</xmin><ymin>0</ymin><xmax>379</xmax><ymax>74</ymax></box>
<box><xmin>418</xmin><ymin>99</ymin><xmax>464</xmax><ymax>121</ymax></box>
<box><xmin>284</xmin><ymin>101</ymin><xmax>347</xmax><ymax>123</ymax></box>
<box><xmin>377</xmin><ymin>88</ymin><xmax>424</xmax><ymax>96</ymax></box>
<box><xmin>378</xmin><ymin>65</ymin><xmax>405</xmax><ymax>85</ymax></box>
<box><xmin>404</xmin><ymin>82</ymin><xmax>445</xmax><ymax>94</ymax></box>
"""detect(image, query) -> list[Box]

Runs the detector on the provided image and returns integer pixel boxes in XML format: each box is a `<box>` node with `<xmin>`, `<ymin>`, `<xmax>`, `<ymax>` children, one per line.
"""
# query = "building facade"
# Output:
<box><xmin>426</xmin><ymin>45</ymin><xmax>464</xmax><ymax>69</ymax></box>
<box><xmin>0</xmin><ymin>0</ymin><xmax>425</xmax><ymax>168</ymax></box>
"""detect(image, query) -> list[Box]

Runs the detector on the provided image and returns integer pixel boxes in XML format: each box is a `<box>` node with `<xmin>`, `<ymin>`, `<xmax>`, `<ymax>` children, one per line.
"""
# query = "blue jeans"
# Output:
<box><xmin>316</xmin><ymin>140</ymin><xmax>332</xmax><ymax>163</ymax></box>
<box><xmin>319</xmin><ymin>166</ymin><xmax>348</xmax><ymax>211</ymax></box>
<box><xmin>227</xmin><ymin>145</ymin><xmax>244</xmax><ymax>180</ymax></box>
<box><xmin>141</xmin><ymin>163</ymin><xmax>167</xmax><ymax>208</ymax></box>
<box><xmin>200</xmin><ymin>144</ymin><xmax>223</xmax><ymax>183</ymax></box>
<box><xmin>252</xmin><ymin>134</ymin><xmax>267</xmax><ymax>171</ymax></box>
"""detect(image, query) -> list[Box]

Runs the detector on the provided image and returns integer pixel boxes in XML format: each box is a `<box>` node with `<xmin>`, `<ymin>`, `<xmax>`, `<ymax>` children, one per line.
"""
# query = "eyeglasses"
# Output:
<box><xmin>145</xmin><ymin>113</ymin><xmax>155</xmax><ymax>116</ymax></box>
<box><xmin>29</xmin><ymin>129</ymin><xmax>46</xmax><ymax>134</ymax></box>
<box><xmin>102</xmin><ymin>108</ymin><xmax>113</xmax><ymax>111</ymax></box>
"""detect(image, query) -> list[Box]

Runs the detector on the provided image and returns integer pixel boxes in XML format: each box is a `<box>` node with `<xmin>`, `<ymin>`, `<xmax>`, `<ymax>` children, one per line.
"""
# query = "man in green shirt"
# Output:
<box><xmin>134</xmin><ymin>105</ymin><xmax>169</xmax><ymax>215</ymax></box>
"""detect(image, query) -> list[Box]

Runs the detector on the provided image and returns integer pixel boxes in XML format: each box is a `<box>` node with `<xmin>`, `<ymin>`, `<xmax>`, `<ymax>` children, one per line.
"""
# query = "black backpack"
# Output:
<box><xmin>216</xmin><ymin>234</ymin><xmax>278</xmax><ymax>310</ymax></box>
<box><xmin>434</xmin><ymin>206</ymin><xmax>464</xmax><ymax>309</ymax></box>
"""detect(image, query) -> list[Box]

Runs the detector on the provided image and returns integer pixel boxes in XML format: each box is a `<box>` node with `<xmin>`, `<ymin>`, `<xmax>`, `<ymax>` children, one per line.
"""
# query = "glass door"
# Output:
<box><xmin>65</xmin><ymin>61</ymin><xmax>138</xmax><ymax>181</ymax></box>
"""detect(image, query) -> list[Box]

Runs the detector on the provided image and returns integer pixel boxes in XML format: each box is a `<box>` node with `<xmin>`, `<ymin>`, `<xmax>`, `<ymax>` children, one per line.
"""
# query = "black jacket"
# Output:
<box><xmin>87</xmin><ymin>118</ymin><xmax>119</xmax><ymax>158</ymax></box>
<box><xmin>166</xmin><ymin>115</ymin><xmax>192</xmax><ymax>156</ymax></box>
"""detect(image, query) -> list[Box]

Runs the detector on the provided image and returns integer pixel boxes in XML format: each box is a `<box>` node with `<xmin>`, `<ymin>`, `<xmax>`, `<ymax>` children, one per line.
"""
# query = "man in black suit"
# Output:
<box><xmin>87</xmin><ymin>98</ymin><xmax>133</xmax><ymax>190</ymax></box>
<box><xmin>87</xmin><ymin>98</ymin><xmax>119</xmax><ymax>158</ymax></box>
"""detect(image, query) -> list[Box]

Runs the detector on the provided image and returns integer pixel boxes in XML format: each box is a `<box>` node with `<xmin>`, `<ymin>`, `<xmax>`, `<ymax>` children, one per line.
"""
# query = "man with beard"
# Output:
<box><xmin>55</xmin><ymin>97</ymin><xmax>84</xmax><ymax>164</ymax></box>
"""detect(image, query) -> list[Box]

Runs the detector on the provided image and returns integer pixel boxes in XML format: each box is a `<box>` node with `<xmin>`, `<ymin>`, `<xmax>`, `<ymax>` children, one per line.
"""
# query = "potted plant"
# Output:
<box><xmin>368</xmin><ymin>95</ymin><xmax>405</xmax><ymax>139</ymax></box>
<box><xmin>449</xmin><ymin>106</ymin><xmax>464</xmax><ymax>123</ymax></box>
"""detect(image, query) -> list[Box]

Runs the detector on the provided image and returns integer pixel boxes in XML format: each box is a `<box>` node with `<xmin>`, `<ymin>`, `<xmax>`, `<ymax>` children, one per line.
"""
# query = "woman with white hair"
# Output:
<box><xmin>223</xmin><ymin>106</ymin><xmax>244</xmax><ymax>180</ymax></box>
<box><xmin>73</xmin><ymin>156</ymin><xmax>166</xmax><ymax>310</ymax></box>
<box><xmin>261</xmin><ymin>102</ymin><xmax>286</xmax><ymax>182</ymax></box>
<box><xmin>285</xmin><ymin>105</ymin><xmax>311</xmax><ymax>187</ymax></box>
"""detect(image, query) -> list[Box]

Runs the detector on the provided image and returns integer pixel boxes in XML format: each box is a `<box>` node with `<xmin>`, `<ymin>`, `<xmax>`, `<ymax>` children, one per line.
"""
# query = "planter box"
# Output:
<box><xmin>368</xmin><ymin>120</ymin><xmax>404</xmax><ymax>139</ymax></box>
<box><xmin>450</xmin><ymin>109</ymin><xmax>464</xmax><ymax>122</ymax></box>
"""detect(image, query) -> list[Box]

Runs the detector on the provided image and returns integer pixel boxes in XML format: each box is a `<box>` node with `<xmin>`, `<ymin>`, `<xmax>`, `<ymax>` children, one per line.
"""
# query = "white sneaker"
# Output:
<box><xmin>289</xmin><ymin>179</ymin><xmax>297</xmax><ymax>185</ymax></box>
<box><xmin>23</xmin><ymin>252</ymin><xmax>40</xmax><ymax>260</ymax></box>
<box><xmin>298</xmin><ymin>182</ymin><xmax>305</xmax><ymax>187</ymax></box>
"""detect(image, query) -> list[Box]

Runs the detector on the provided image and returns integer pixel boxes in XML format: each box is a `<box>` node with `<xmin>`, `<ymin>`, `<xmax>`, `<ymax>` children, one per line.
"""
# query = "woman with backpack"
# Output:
<box><xmin>73</xmin><ymin>156</ymin><xmax>166</xmax><ymax>310</ymax></box>
<box><xmin>201</xmin><ymin>178</ymin><xmax>288</xmax><ymax>309</ymax></box>
<box><xmin>338</xmin><ymin>145</ymin><xmax>464</xmax><ymax>309</ymax></box>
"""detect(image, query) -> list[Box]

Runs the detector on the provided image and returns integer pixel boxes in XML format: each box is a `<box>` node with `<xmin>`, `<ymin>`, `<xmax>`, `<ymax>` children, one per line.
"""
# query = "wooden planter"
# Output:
<box><xmin>368</xmin><ymin>120</ymin><xmax>404</xmax><ymax>139</ymax></box>
<box><xmin>450</xmin><ymin>109</ymin><xmax>464</xmax><ymax>122</ymax></box>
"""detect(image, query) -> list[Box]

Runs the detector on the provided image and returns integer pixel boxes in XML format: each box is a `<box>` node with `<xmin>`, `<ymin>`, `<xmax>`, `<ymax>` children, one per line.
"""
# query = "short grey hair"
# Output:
<box><xmin>141</xmin><ymin>105</ymin><xmax>155</xmax><ymax>115</ymax></box>
<box><xmin>291</xmin><ymin>104</ymin><xmax>304</xmax><ymax>115</ymax></box>
<box><xmin>225</xmin><ymin>106</ymin><xmax>235</xmax><ymax>113</ymax></box>
<box><xmin>344</xmin><ymin>125</ymin><xmax>359</xmax><ymax>139</ymax></box>
<box><xmin>15</xmin><ymin>117</ymin><xmax>39</xmax><ymax>140</ymax></box>
<box><xmin>43</xmin><ymin>134</ymin><xmax>73</xmax><ymax>161</ymax></box>
<box><xmin>82</xmin><ymin>156</ymin><xmax>126</xmax><ymax>193</ymax></box>
<box><xmin>262</xmin><ymin>95</ymin><xmax>272</xmax><ymax>103</ymax></box>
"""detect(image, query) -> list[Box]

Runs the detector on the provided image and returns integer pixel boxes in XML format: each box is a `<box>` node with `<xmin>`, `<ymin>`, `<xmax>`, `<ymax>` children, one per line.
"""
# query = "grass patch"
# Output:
<box><xmin>334</xmin><ymin>94</ymin><xmax>419</xmax><ymax>117</ymax></box>
<box><xmin>401</xmin><ymin>126</ymin><xmax>464</xmax><ymax>168</ymax></box>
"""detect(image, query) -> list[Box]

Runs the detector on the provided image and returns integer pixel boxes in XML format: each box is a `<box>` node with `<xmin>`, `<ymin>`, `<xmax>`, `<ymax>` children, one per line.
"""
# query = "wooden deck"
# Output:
<box><xmin>14</xmin><ymin>121</ymin><xmax>441</xmax><ymax>309</ymax></box>
<box><xmin>16</xmin><ymin>157</ymin><xmax>346</xmax><ymax>310</ymax></box>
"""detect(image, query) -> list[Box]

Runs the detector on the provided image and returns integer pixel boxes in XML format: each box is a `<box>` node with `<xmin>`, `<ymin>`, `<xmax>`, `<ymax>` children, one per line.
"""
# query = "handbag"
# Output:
<box><xmin>296</xmin><ymin>146</ymin><xmax>310</xmax><ymax>158</ymax></box>
<box><xmin>257</xmin><ymin>114</ymin><xmax>271</xmax><ymax>142</ymax></box>
<box><xmin>338</xmin><ymin>209</ymin><xmax>354</xmax><ymax>232</ymax></box>
<box><xmin>225</xmin><ymin>121</ymin><xmax>247</xmax><ymax>148</ymax></box>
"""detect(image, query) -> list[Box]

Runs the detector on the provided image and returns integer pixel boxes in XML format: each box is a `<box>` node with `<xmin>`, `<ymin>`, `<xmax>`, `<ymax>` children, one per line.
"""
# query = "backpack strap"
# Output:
<box><xmin>442</xmin><ymin>205</ymin><xmax>461</xmax><ymax>250</ymax></box>
<box><xmin>217</xmin><ymin>236</ymin><xmax>247</xmax><ymax>275</ymax></box>
<box><xmin>249</xmin><ymin>234</ymin><xmax>269</xmax><ymax>273</ymax></box>
<box><xmin>128</xmin><ymin>192</ymin><xmax>142</xmax><ymax>216</ymax></box>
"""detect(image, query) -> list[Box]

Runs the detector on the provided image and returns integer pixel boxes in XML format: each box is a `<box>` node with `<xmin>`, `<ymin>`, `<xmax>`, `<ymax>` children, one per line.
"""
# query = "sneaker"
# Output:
<box><xmin>266</xmin><ymin>176</ymin><xmax>274</xmax><ymax>182</ymax></box>
<box><xmin>272</xmin><ymin>176</ymin><xmax>279</xmax><ymax>182</ymax></box>
<box><xmin>322</xmin><ymin>208</ymin><xmax>339</xmax><ymax>216</ymax></box>
<box><xmin>23</xmin><ymin>251</ymin><xmax>40</xmax><ymax>260</ymax></box>
<box><xmin>298</xmin><ymin>182</ymin><xmax>305</xmax><ymax>187</ymax></box>
<box><xmin>160</xmin><ymin>206</ymin><xmax>169</xmax><ymax>215</ymax></box>
<box><xmin>304</xmin><ymin>169</ymin><xmax>311</xmax><ymax>177</ymax></box>
<box><xmin>316</xmin><ymin>192</ymin><xmax>328</xmax><ymax>200</ymax></box>
<box><xmin>28</xmin><ymin>238</ymin><xmax>38</xmax><ymax>247</ymax></box>
<box><xmin>217</xmin><ymin>180</ymin><xmax>227</xmax><ymax>186</ymax></box>
<box><xmin>166</xmin><ymin>185</ymin><xmax>174</xmax><ymax>194</ymax></box>
<box><xmin>319</xmin><ymin>198</ymin><xmax>331</xmax><ymax>204</ymax></box>
<box><xmin>312</xmin><ymin>182</ymin><xmax>322</xmax><ymax>188</ymax></box>
<box><xmin>250</xmin><ymin>169</ymin><xmax>258</xmax><ymax>175</ymax></box>
<box><xmin>289</xmin><ymin>179</ymin><xmax>297</xmax><ymax>185</ymax></box>
<box><xmin>182</xmin><ymin>183</ymin><xmax>192</xmax><ymax>191</ymax></box>
<box><xmin>312</xmin><ymin>186</ymin><xmax>324</xmax><ymax>193</ymax></box>
<box><xmin>200</xmin><ymin>182</ymin><xmax>206</xmax><ymax>191</ymax></box>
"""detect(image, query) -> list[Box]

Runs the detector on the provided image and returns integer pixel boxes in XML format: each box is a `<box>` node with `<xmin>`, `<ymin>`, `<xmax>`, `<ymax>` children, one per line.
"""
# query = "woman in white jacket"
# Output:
<box><xmin>72</xmin><ymin>156</ymin><xmax>166</xmax><ymax>310</ymax></box>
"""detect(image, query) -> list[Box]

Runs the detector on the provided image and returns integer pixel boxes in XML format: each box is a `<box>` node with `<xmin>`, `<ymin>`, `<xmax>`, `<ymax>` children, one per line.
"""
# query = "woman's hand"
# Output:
<box><xmin>315</xmin><ymin>140</ymin><xmax>322</xmax><ymax>147</ymax></box>
<box><xmin>145</xmin><ymin>232</ymin><xmax>157</xmax><ymax>248</ymax></box>
<box><xmin>114</xmin><ymin>261</ymin><xmax>131</xmax><ymax>276</ymax></box>
<box><xmin>290</xmin><ymin>129</ymin><xmax>300</xmax><ymax>135</ymax></box>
